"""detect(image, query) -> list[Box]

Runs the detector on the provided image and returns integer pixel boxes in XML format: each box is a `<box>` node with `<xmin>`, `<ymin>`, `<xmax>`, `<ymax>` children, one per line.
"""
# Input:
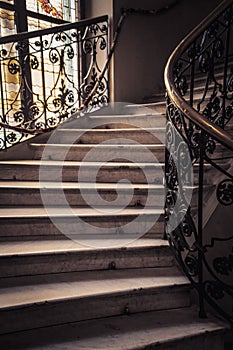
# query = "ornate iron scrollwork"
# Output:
<box><xmin>165</xmin><ymin>1</ymin><xmax>233</xmax><ymax>324</ymax></box>
<box><xmin>216</xmin><ymin>179</ymin><xmax>233</xmax><ymax>206</ymax></box>
<box><xmin>0</xmin><ymin>16</ymin><xmax>109</xmax><ymax>149</ymax></box>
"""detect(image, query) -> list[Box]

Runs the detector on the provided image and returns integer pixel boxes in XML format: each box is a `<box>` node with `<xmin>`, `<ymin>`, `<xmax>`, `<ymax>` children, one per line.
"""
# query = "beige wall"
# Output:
<box><xmin>84</xmin><ymin>0</ymin><xmax>222</xmax><ymax>103</ymax></box>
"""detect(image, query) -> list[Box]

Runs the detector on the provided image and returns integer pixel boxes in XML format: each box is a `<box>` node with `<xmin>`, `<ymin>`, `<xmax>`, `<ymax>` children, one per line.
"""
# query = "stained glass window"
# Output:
<box><xmin>0</xmin><ymin>7</ymin><xmax>15</xmax><ymax>36</ymax></box>
<box><xmin>0</xmin><ymin>1</ymin><xmax>79</xmax><ymax>35</ymax></box>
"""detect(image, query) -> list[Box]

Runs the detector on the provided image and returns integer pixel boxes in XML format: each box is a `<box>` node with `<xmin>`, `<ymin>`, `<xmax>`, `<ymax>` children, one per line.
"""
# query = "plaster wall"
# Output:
<box><xmin>84</xmin><ymin>0</ymin><xmax>222</xmax><ymax>103</ymax></box>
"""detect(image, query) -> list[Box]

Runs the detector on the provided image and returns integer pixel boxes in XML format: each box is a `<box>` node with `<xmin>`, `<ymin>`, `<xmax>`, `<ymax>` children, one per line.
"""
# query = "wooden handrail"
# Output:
<box><xmin>164</xmin><ymin>0</ymin><xmax>233</xmax><ymax>151</ymax></box>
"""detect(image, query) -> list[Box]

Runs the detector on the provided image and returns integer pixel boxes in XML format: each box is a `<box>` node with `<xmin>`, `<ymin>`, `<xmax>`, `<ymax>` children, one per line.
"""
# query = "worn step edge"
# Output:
<box><xmin>0</xmin><ymin>307</ymin><xmax>228</xmax><ymax>350</ymax></box>
<box><xmin>29</xmin><ymin>143</ymin><xmax>166</xmax><ymax>161</ymax></box>
<box><xmin>0</xmin><ymin>239</ymin><xmax>173</xmax><ymax>277</ymax></box>
<box><xmin>0</xmin><ymin>268</ymin><xmax>191</xmax><ymax>334</ymax></box>
<box><xmin>0</xmin><ymin>208</ymin><xmax>165</xmax><ymax>238</ymax></box>
<box><xmin>0</xmin><ymin>207</ymin><xmax>163</xmax><ymax>218</ymax></box>
<box><xmin>0</xmin><ymin>267</ymin><xmax>189</xmax><ymax>307</ymax></box>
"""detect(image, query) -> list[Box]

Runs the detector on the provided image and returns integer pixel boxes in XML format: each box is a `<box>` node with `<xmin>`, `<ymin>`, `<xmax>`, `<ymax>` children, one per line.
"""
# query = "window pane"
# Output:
<box><xmin>26</xmin><ymin>0</ymin><xmax>63</xmax><ymax>19</ymax></box>
<box><xmin>0</xmin><ymin>8</ymin><xmax>15</xmax><ymax>36</ymax></box>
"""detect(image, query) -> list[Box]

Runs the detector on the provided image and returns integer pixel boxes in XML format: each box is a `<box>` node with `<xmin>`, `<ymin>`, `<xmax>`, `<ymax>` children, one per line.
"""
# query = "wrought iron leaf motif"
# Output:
<box><xmin>6</xmin><ymin>132</ymin><xmax>17</xmax><ymax>144</ymax></box>
<box><xmin>84</xmin><ymin>39</ymin><xmax>93</xmax><ymax>54</ymax></box>
<box><xmin>13</xmin><ymin>111</ymin><xmax>24</xmax><ymax>123</ymax></box>
<box><xmin>205</xmin><ymin>137</ymin><xmax>216</xmax><ymax>155</ymax></box>
<box><xmin>29</xmin><ymin>103</ymin><xmax>40</xmax><ymax>119</ymax></box>
<box><xmin>188</xmin><ymin>44</ymin><xmax>200</xmax><ymax>60</ymax></box>
<box><xmin>65</xmin><ymin>45</ymin><xmax>74</xmax><ymax>59</ymax></box>
<box><xmin>176</xmin><ymin>75</ymin><xmax>188</xmax><ymax>96</ymax></box>
<box><xmin>0</xmin><ymin>18</ymin><xmax>109</xmax><ymax>149</ymax></box>
<box><xmin>5</xmin><ymin>130</ymin><xmax>24</xmax><ymax>145</ymax></box>
<box><xmin>182</xmin><ymin>214</ymin><xmax>196</xmax><ymax>238</ymax></box>
<box><xmin>199</xmin><ymin>51</ymin><xmax>211</xmax><ymax>73</ymax></box>
<box><xmin>213</xmin><ymin>39</ymin><xmax>224</xmax><ymax>58</ymax></box>
<box><xmin>8</xmin><ymin>59</ymin><xmax>20</xmax><ymax>74</ymax></box>
<box><xmin>101</xmin><ymin>24</ymin><xmax>107</xmax><ymax>34</ymax></box>
<box><xmin>216</xmin><ymin>179</ymin><xmax>233</xmax><ymax>206</ymax></box>
<box><xmin>214</xmin><ymin>251</ymin><xmax>233</xmax><ymax>276</ymax></box>
<box><xmin>99</xmin><ymin>37</ymin><xmax>107</xmax><ymax>50</ymax></box>
<box><xmin>185</xmin><ymin>254</ymin><xmax>198</xmax><ymax>277</ymax></box>
<box><xmin>30</xmin><ymin>55</ymin><xmax>39</xmax><ymax>69</ymax></box>
<box><xmin>203</xmin><ymin>97</ymin><xmax>221</xmax><ymax>121</ymax></box>
<box><xmin>90</xmin><ymin>24</ymin><xmax>99</xmax><ymax>36</ymax></box>
<box><xmin>49</xmin><ymin>48</ymin><xmax>59</xmax><ymax>63</ymax></box>
<box><xmin>168</xmin><ymin>226</ymin><xmax>187</xmax><ymax>252</ymax></box>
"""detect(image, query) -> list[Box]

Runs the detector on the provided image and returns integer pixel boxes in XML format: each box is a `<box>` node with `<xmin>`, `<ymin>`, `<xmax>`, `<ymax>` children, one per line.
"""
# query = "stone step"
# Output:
<box><xmin>0</xmin><ymin>181</ymin><xmax>165</xmax><ymax>207</ymax></box>
<box><xmin>29</xmin><ymin>143</ymin><xmax>165</xmax><ymax>162</ymax></box>
<box><xmin>0</xmin><ymin>159</ymin><xmax>214</xmax><ymax>184</ymax></box>
<box><xmin>0</xmin><ymin>266</ymin><xmax>190</xmax><ymax>334</ymax></box>
<box><xmin>0</xmin><ymin>160</ymin><xmax>165</xmax><ymax>183</ymax></box>
<box><xmin>62</xmin><ymin>111</ymin><xmax>166</xmax><ymax>129</ymax></box>
<box><xmin>0</xmin><ymin>238</ymin><xmax>173</xmax><ymax>277</ymax></box>
<box><xmin>0</xmin><ymin>307</ymin><xmax>227</xmax><ymax>350</ymax></box>
<box><xmin>125</xmin><ymin>102</ymin><xmax>166</xmax><ymax>114</ymax></box>
<box><xmin>0</xmin><ymin>207</ymin><xmax>164</xmax><ymax>239</ymax></box>
<box><xmin>52</xmin><ymin>127</ymin><xmax>166</xmax><ymax>145</ymax></box>
<box><xmin>87</xmin><ymin>102</ymin><xmax>166</xmax><ymax>116</ymax></box>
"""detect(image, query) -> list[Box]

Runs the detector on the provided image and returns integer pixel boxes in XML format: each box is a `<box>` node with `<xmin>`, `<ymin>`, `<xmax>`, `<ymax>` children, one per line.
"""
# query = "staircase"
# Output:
<box><xmin>0</xmin><ymin>102</ymin><xmax>228</xmax><ymax>349</ymax></box>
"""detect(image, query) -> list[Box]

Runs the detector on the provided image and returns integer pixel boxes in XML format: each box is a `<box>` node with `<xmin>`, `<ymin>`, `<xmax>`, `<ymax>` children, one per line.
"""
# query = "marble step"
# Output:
<box><xmin>0</xmin><ymin>160</ymin><xmax>165</xmax><ymax>183</ymax></box>
<box><xmin>52</xmin><ymin>127</ymin><xmax>166</xmax><ymax>145</ymax></box>
<box><xmin>0</xmin><ymin>181</ymin><xmax>165</xmax><ymax>207</ymax></box>
<box><xmin>0</xmin><ymin>266</ymin><xmax>191</xmax><ymax>334</ymax></box>
<box><xmin>0</xmin><ymin>207</ymin><xmax>164</xmax><ymax>238</ymax></box>
<box><xmin>0</xmin><ymin>238</ymin><xmax>173</xmax><ymax>277</ymax></box>
<box><xmin>0</xmin><ymin>307</ymin><xmax>227</xmax><ymax>350</ymax></box>
<box><xmin>0</xmin><ymin>159</ymin><xmax>214</xmax><ymax>184</ymax></box>
<box><xmin>61</xmin><ymin>110</ymin><xmax>166</xmax><ymax>129</ymax></box>
<box><xmin>29</xmin><ymin>143</ymin><xmax>165</xmax><ymax>162</ymax></box>
<box><xmin>125</xmin><ymin>101</ymin><xmax>166</xmax><ymax>114</ymax></box>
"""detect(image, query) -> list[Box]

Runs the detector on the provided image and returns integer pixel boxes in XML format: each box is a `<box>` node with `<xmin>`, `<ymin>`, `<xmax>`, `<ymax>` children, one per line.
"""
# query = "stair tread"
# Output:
<box><xmin>0</xmin><ymin>207</ymin><xmax>163</xmax><ymax>218</ymax></box>
<box><xmin>0</xmin><ymin>181</ymin><xmax>165</xmax><ymax>190</ymax></box>
<box><xmin>30</xmin><ymin>143</ymin><xmax>165</xmax><ymax>148</ymax></box>
<box><xmin>0</xmin><ymin>266</ymin><xmax>189</xmax><ymax>310</ymax></box>
<box><xmin>0</xmin><ymin>159</ymin><xmax>164</xmax><ymax>166</ymax></box>
<box><xmin>58</xmin><ymin>127</ymin><xmax>166</xmax><ymax>131</ymax></box>
<box><xmin>0</xmin><ymin>307</ymin><xmax>226</xmax><ymax>350</ymax></box>
<box><xmin>0</xmin><ymin>238</ymin><xmax>169</xmax><ymax>256</ymax></box>
<box><xmin>0</xmin><ymin>181</ymin><xmax>199</xmax><ymax>190</ymax></box>
<box><xmin>80</xmin><ymin>112</ymin><xmax>162</xmax><ymax>118</ymax></box>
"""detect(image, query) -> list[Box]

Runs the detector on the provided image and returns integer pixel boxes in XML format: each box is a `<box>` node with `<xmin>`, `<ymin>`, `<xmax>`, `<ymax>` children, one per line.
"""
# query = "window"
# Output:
<box><xmin>0</xmin><ymin>0</ymin><xmax>79</xmax><ymax>36</ymax></box>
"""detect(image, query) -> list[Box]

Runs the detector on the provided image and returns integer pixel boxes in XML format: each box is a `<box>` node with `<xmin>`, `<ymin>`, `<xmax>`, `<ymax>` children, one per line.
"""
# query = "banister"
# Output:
<box><xmin>0</xmin><ymin>15</ymin><xmax>108</xmax><ymax>45</ymax></box>
<box><xmin>164</xmin><ymin>0</ymin><xmax>233</xmax><ymax>324</ymax></box>
<box><xmin>0</xmin><ymin>14</ymin><xmax>109</xmax><ymax>149</ymax></box>
<box><xmin>164</xmin><ymin>0</ymin><xmax>233</xmax><ymax>151</ymax></box>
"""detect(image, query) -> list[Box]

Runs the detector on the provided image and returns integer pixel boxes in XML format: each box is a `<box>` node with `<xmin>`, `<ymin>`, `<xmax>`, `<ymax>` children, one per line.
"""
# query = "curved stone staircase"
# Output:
<box><xmin>0</xmin><ymin>102</ymin><xmax>228</xmax><ymax>349</ymax></box>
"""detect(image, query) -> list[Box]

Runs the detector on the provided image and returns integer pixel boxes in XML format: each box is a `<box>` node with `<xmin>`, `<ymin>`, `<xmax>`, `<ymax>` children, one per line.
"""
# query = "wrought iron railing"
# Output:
<box><xmin>0</xmin><ymin>15</ymin><xmax>108</xmax><ymax>149</ymax></box>
<box><xmin>165</xmin><ymin>0</ymin><xmax>233</xmax><ymax>323</ymax></box>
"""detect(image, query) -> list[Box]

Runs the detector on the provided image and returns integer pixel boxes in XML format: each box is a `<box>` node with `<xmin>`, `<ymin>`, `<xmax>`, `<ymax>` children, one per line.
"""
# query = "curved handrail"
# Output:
<box><xmin>164</xmin><ymin>0</ymin><xmax>233</xmax><ymax>323</ymax></box>
<box><xmin>164</xmin><ymin>0</ymin><xmax>233</xmax><ymax>151</ymax></box>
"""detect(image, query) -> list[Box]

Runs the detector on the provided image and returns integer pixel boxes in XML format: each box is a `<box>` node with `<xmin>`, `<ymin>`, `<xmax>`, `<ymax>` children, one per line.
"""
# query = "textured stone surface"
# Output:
<box><xmin>0</xmin><ymin>307</ymin><xmax>227</xmax><ymax>350</ymax></box>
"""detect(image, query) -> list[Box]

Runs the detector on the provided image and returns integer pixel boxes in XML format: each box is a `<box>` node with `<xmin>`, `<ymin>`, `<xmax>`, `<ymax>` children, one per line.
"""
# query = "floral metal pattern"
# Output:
<box><xmin>165</xmin><ymin>2</ymin><xmax>233</xmax><ymax>324</ymax></box>
<box><xmin>0</xmin><ymin>17</ymin><xmax>109</xmax><ymax>149</ymax></box>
